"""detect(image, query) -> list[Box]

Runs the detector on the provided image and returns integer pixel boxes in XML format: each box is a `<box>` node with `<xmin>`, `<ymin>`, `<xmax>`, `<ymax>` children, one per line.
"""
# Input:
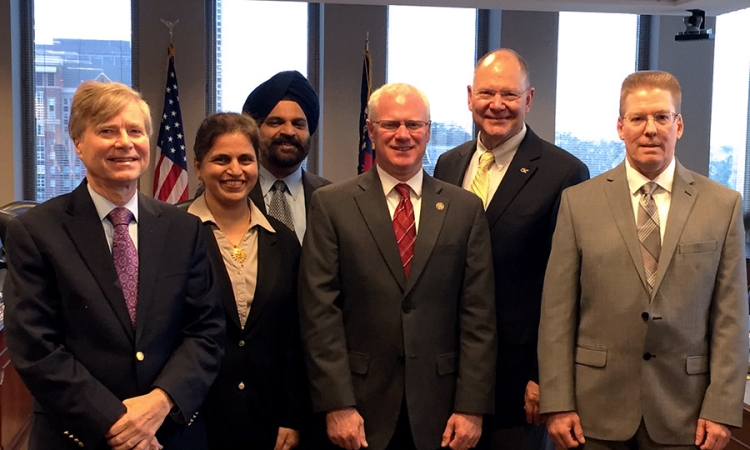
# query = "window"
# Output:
<box><xmin>31</xmin><ymin>0</ymin><xmax>132</xmax><ymax>202</ymax></box>
<box><xmin>216</xmin><ymin>0</ymin><xmax>308</xmax><ymax>114</ymax></box>
<box><xmin>555</xmin><ymin>12</ymin><xmax>638</xmax><ymax>177</ymax></box>
<box><xmin>387</xmin><ymin>5</ymin><xmax>477</xmax><ymax>176</ymax></box>
<box><xmin>708</xmin><ymin>7</ymin><xmax>750</xmax><ymax>195</ymax></box>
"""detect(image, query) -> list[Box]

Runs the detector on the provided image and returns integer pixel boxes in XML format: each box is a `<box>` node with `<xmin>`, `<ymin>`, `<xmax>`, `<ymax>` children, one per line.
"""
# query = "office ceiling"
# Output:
<box><xmin>315</xmin><ymin>0</ymin><xmax>749</xmax><ymax>16</ymax></box>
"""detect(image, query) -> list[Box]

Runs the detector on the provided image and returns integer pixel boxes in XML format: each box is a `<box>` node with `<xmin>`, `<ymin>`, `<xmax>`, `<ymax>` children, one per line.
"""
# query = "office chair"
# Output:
<box><xmin>0</xmin><ymin>209</ymin><xmax>14</xmax><ymax>270</ymax></box>
<box><xmin>1</xmin><ymin>201</ymin><xmax>39</xmax><ymax>216</ymax></box>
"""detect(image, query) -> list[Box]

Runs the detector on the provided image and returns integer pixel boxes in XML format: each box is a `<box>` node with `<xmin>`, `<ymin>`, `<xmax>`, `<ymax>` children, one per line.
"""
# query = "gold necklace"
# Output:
<box><xmin>231</xmin><ymin>245</ymin><xmax>247</xmax><ymax>264</ymax></box>
<box><xmin>204</xmin><ymin>195</ymin><xmax>250</xmax><ymax>265</ymax></box>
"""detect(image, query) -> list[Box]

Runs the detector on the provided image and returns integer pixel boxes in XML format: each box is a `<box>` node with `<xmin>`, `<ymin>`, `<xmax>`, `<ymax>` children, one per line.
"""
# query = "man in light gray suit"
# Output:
<box><xmin>300</xmin><ymin>83</ymin><xmax>496</xmax><ymax>450</ymax></box>
<box><xmin>538</xmin><ymin>70</ymin><xmax>748</xmax><ymax>450</ymax></box>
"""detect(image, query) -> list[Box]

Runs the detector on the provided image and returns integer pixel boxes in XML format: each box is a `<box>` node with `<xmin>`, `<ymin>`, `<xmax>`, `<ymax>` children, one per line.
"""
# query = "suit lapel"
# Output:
<box><xmin>135</xmin><ymin>195</ymin><xmax>169</xmax><ymax>341</ymax></box>
<box><xmin>603</xmin><ymin>164</ymin><xmax>651</xmax><ymax>296</ymax></box>
<box><xmin>63</xmin><ymin>183</ymin><xmax>135</xmax><ymax>341</ymax></box>
<box><xmin>244</xmin><ymin>228</ymin><xmax>280</xmax><ymax>332</ymax></box>
<box><xmin>354</xmin><ymin>170</ymin><xmax>407</xmax><ymax>290</ymax></box>
<box><xmin>444</xmin><ymin>141</ymin><xmax>476</xmax><ymax>186</ymax></box>
<box><xmin>652</xmin><ymin>162</ymin><xmax>696</xmax><ymax>296</ymax></box>
<box><xmin>404</xmin><ymin>174</ymin><xmax>448</xmax><ymax>297</ymax></box>
<box><xmin>249</xmin><ymin>183</ymin><xmax>267</xmax><ymax>215</ymax></box>
<box><xmin>302</xmin><ymin>170</ymin><xmax>318</xmax><ymax>214</ymax></box>
<box><xmin>485</xmin><ymin>129</ymin><xmax>540</xmax><ymax>228</ymax></box>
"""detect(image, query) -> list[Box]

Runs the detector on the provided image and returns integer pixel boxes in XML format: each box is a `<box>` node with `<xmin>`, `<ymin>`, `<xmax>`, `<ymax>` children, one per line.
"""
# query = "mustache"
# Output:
<box><xmin>271</xmin><ymin>136</ymin><xmax>304</xmax><ymax>150</ymax></box>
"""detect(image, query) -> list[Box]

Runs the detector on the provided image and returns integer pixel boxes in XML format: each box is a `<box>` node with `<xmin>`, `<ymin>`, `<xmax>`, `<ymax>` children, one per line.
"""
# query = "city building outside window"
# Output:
<box><xmin>555</xmin><ymin>12</ymin><xmax>638</xmax><ymax>177</ymax></box>
<box><xmin>387</xmin><ymin>5</ymin><xmax>477</xmax><ymax>176</ymax></box>
<box><xmin>708</xmin><ymin>7</ymin><xmax>750</xmax><ymax>195</ymax></box>
<box><xmin>33</xmin><ymin>0</ymin><xmax>132</xmax><ymax>202</ymax></box>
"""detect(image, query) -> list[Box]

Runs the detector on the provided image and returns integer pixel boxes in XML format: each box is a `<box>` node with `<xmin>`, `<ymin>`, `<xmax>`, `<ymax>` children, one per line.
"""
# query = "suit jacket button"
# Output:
<box><xmin>238</xmin><ymin>382</ymin><xmax>245</xmax><ymax>390</ymax></box>
<box><xmin>643</xmin><ymin>352</ymin><xmax>654</xmax><ymax>361</ymax></box>
<box><xmin>641</xmin><ymin>312</ymin><xmax>649</xmax><ymax>321</ymax></box>
<box><xmin>403</xmin><ymin>306</ymin><xmax>411</xmax><ymax>313</ymax></box>
<box><xmin>238</xmin><ymin>340</ymin><xmax>245</xmax><ymax>347</ymax></box>
<box><xmin>136</xmin><ymin>351</ymin><xmax>145</xmax><ymax>361</ymax></box>
<box><xmin>397</xmin><ymin>355</ymin><xmax>404</xmax><ymax>364</ymax></box>
<box><xmin>78</xmin><ymin>443</ymin><xmax>85</xmax><ymax>448</ymax></box>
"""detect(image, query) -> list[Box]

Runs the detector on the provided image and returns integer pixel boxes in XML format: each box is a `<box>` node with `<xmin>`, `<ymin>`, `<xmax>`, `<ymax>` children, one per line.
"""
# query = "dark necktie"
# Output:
<box><xmin>393</xmin><ymin>183</ymin><xmax>416</xmax><ymax>277</ymax></box>
<box><xmin>268</xmin><ymin>180</ymin><xmax>295</xmax><ymax>232</ymax></box>
<box><xmin>637</xmin><ymin>182</ymin><xmax>661</xmax><ymax>292</ymax></box>
<box><xmin>108</xmin><ymin>207</ymin><xmax>138</xmax><ymax>325</ymax></box>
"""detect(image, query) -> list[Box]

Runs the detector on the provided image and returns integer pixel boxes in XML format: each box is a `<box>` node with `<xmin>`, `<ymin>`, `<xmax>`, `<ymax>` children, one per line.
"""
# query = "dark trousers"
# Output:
<box><xmin>385</xmin><ymin>397</ymin><xmax>417</xmax><ymax>450</ymax></box>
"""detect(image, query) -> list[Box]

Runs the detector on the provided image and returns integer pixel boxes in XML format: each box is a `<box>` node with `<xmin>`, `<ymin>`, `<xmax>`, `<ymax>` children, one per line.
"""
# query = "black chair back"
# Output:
<box><xmin>0</xmin><ymin>209</ymin><xmax>15</xmax><ymax>269</ymax></box>
<box><xmin>2</xmin><ymin>201</ymin><xmax>39</xmax><ymax>216</ymax></box>
<box><xmin>0</xmin><ymin>201</ymin><xmax>39</xmax><ymax>270</ymax></box>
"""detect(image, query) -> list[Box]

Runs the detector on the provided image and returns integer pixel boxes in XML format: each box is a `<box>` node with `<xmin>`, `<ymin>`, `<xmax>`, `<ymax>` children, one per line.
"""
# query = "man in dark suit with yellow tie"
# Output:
<box><xmin>300</xmin><ymin>83</ymin><xmax>497</xmax><ymax>450</ymax></box>
<box><xmin>434</xmin><ymin>49</ymin><xmax>589</xmax><ymax>450</ymax></box>
<box><xmin>3</xmin><ymin>81</ymin><xmax>224</xmax><ymax>450</ymax></box>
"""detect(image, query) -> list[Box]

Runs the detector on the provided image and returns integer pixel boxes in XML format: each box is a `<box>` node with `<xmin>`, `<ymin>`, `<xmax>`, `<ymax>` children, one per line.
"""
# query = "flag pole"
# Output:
<box><xmin>153</xmin><ymin>20</ymin><xmax>189</xmax><ymax>204</ymax></box>
<box><xmin>357</xmin><ymin>33</ymin><xmax>374</xmax><ymax>174</ymax></box>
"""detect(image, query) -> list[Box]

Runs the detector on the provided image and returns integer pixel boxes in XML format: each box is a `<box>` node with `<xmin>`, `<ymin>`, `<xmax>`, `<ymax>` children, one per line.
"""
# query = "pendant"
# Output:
<box><xmin>231</xmin><ymin>246</ymin><xmax>247</xmax><ymax>264</ymax></box>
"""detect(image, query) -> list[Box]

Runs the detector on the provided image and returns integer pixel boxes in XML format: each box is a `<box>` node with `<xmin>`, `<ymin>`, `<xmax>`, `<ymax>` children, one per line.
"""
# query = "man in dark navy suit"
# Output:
<box><xmin>4</xmin><ymin>81</ymin><xmax>224</xmax><ymax>450</ymax></box>
<box><xmin>434</xmin><ymin>49</ymin><xmax>589</xmax><ymax>450</ymax></box>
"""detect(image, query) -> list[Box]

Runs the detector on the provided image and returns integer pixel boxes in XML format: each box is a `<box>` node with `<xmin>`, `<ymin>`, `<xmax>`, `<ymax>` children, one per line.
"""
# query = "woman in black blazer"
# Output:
<box><xmin>188</xmin><ymin>112</ymin><xmax>307</xmax><ymax>449</ymax></box>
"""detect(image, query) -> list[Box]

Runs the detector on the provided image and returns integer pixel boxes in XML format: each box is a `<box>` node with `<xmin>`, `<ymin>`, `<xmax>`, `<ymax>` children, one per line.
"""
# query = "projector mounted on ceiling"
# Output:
<box><xmin>675</xmin><ymin>9</ymin><xmax>715</xmax><ymax>41</ymax></box>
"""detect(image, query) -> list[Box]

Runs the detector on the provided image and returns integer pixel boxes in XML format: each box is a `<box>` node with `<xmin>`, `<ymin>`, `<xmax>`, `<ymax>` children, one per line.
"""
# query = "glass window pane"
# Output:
<box><xmin>217</xmin><ymin>0</ymin><xmax>307</xmax><ymax>114</ymax></box>
<box><xmin>555</xmin><ymin>12</ymin><xmax>637</xmax><ymax>177</ymax></box>
<box><xmin>708</xmin><ymin>7</ymin><xmax>750</xmax><ymax>193</ymax></box>
<box><xmin>33</xmin><ymin>0</ymin><xmax>132</xmax><ymax>202</ymax></box>
<box><xmin>387</xmin><ymin>5</ymin><xmax>476</xmax><ymax>176</ymax></box>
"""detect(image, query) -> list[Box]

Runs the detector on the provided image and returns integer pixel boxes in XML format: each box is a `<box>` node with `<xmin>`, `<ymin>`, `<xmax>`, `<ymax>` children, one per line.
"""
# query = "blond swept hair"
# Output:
<box><xmin>620</xmin><ymin>70</ymin><xmax>682</xmax><ymax>117</ymax></box>
<box><xmin>68</xmin><ymin>80</ymin><xmax>152</xmax><ymax>141</ymax></box>
<box><xmin>367</xmin><ymin>83</ymin><xmax>431</xmax><ymax>122</ymax></box>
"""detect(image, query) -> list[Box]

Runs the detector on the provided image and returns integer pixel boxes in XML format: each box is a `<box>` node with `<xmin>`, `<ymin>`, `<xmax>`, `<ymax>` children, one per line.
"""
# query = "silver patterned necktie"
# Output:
<box><xmin>637</xmin><ymin>182</ymin><xmax>661</xmax><ymax>292</ymax></box>
<box><xmin>268</xmin><ymin>180</ymin><xmax>295</xmax><ymax>232</ymax></box>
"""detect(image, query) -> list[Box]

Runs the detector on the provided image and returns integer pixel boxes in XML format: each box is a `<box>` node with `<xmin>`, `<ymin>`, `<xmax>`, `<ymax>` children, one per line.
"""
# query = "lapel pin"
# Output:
<box><xmin>520</xmin><ymin>167</ymin><xmax>529</xmax><ymax>174</ymax></box>
<box><xmin>436</xmin><ymin>202</ymin><xmax>445</xmax><ymax>211</ymax></box>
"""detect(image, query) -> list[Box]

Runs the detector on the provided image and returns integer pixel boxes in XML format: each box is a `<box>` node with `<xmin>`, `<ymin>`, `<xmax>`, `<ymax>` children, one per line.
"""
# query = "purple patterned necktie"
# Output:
<box><xmin>108</xmin><ymin>207</ymin><xmax>138</xmax><ymax>325</ymax></box>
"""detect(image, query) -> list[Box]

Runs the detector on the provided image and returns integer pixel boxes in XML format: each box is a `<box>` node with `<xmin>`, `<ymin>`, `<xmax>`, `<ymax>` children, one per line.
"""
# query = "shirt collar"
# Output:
<box><xmin>87</xmin><ymin>183</ymin><xmax>139</xmax><ymax>223</ymax></box>
<box><xmin>188</xmin><ymin>194</ymin><xmax>276</xmax><ymax>234</ymax></box>
<box><xmin>258</xmin><ymin>164</ymin><xmax>304</xmax><ymax>201</ymax></box>
<box><xmin>376</xmin><ymin>165</ymin><xmax>423</xmax><ymax>199</ymax></box>
<box><xmin>476</xmin><ymin>123</ymin><xmax>527</xmax><ymax>165</ymax></box>
<box><xmin>625</xmin><ymin>157</ymin><xmax>676</xmax><ymax>195</ymax></box>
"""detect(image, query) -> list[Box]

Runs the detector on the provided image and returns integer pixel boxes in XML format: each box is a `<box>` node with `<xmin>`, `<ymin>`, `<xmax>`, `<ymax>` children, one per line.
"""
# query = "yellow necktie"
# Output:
<box><xmin>470</xmin><ymin>151</ymin><xmax>495</xmax><ymax>207</ymax></box>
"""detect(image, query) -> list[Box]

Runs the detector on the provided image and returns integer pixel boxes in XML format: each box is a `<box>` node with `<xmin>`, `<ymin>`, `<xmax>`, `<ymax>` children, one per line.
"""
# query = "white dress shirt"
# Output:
<box><xmin>87</xmin><ymin>183</ymin><xmax>139</xmax><ymax>251</ymax></box>
<box><xmin>376</xmin><ymin>166</ymin><xmax>423</xmax><ymax>233</ymax></box>
<box><xmin>461</xmin><ymin>124</ymin><xmax>527</xmax><ymax>209</ymax></box>
<box><xmin>625</xmin><ymin>157</ymin><xmax>676</xmax><ymax>242</ymax></box>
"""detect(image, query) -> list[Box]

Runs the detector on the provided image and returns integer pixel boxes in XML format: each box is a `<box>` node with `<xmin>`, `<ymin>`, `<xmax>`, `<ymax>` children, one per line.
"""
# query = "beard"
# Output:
<box><xmin>262</xmin><ymin>135</ymin><xmax>311</xmax><ymax>169</ymax></box>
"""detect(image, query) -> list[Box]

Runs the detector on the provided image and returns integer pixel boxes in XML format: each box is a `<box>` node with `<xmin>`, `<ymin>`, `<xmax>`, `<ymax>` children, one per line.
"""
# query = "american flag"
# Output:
<box><xmin>153</xmin><ymin>44</ymin><xmax>188</xmax><ymax>203</ymax></box>
<box><xmin>357</xmin><ymin>46</ymin><xmax>374</xmax><ymax>174</ymax></box>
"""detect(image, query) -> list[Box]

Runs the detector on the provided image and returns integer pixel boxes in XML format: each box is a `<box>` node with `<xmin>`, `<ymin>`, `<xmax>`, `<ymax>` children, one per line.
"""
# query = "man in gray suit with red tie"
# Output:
<box><xmin>538</xmin><ymin>70</ymin><xmax>748</xmax><ymax>450</ymax></box>
<box><xmin>300</xmin><ymin>83</ymin><xmax>497</xmax><ymax>450</ymax></box>
<box><xmin>434</xmin><ymin>49</ymin><xmax>588</xmax><ymax>450</ymax></box>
